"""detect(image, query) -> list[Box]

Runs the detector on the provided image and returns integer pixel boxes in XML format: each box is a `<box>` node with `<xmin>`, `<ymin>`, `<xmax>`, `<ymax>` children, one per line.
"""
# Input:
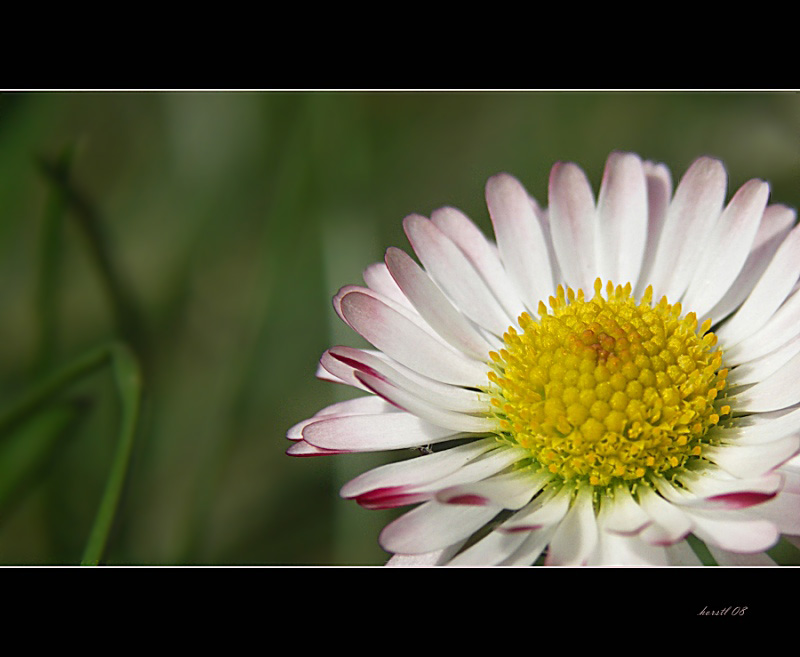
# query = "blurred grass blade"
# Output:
<box><xmin>33</xmin><ymin>144</ymin><xmax>75</xmax><ymax>375</ymax></box>
<box><xmin>0</xmin><ymin>343</ymin><xmax>111</xmax><ymax>438</ymax></box>
<box><xmin>81</xmin><ymin>343</ymin><xmax>142</xmax><ymax>566</ymax></box>
<box><xmin>37</xmin><ymin>156</ymin><xmax>147</xmax><ymax>356</ymax></box>
<box><xmin>768</xmin><ymin>537</ymin><xmax>800</xmax><ymax>566</ymax></box>
<box><xmin>0</xmin><ymin>401</ymin><xmax>85</xmax><ymax>515</ymax></box>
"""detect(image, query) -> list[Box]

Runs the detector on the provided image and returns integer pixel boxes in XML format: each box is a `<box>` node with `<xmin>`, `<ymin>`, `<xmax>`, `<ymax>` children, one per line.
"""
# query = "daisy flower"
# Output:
<box><xmin>288</xmin><ymin>151</ymin><xmax>800</xmax><ymax>566</ymax></box>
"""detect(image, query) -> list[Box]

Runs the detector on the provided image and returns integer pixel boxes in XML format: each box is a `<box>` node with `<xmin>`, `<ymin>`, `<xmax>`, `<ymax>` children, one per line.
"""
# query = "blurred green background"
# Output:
<box><xmin>0</xmin><ymin>91</ymin><xmax>796</xmax><ymax>565</ymax></box>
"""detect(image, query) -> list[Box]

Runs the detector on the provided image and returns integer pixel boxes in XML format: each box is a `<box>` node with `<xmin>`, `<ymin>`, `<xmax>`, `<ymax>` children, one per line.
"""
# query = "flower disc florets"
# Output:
<box><xmin>488</xmin><ymin>279</ymin><xmax>729</xmax><ymax>488</ymax></box>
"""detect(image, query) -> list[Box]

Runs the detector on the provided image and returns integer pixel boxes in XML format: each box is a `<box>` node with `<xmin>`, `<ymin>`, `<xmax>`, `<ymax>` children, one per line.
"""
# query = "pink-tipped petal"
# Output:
<box><xmin>354</xmin><ymin>488</ymin><xmax>433</xmax><ymax>510</ymax></box>
<box><xmin>328</xmin><ymin>346</ymin><xmax>491</xmax><ymax>414</ymax></box>
<box><xmin>354</xmin><ymin>370</ymin><xmax>498</xmax><ymax>433</ymax></box>
<box><xmin>436</xmin><ymin>469</ymin><xmax>549</xmax><ymax>510</ymax></box>
<box><xmin>303</xmin><ymin>413</ymin><xmax>457</xmax><ymax>452</ymax></box>
<box><xmin>339</xmin><ymin>290</ymin><xmax>488</xmax><ymax>386</ymax></box>
<box><xmin>663</xmin><ymin>469</ymin><xmax>782</xmax><ymax>510</ymax></box>
<box><xmin>430</xmin><ymin>206</ymin><xmax>528</xmax><ymax>321</ymax></box>
<box><xmin>384</xmin><ymin>246</ymin><xmax>495</xmax><ymax>360</ymax></box>
<box><xmin>403</xmin><ymin>214</ymin><xmax>514</xmax><ymax>336</ymax></box>
<box><xmin>286</xmin><ymin>440</ymin><xmax>349</xmax><ymax>457</ymax></box>
<box><xmin>362</xmin><ymin>261</ymin><xmax>414</xmax><ymax>309</ymax></box>
<box><xmin>340</xmin><ymin>439</ymin><xmax>496</xmax><ymax>499</ymax></box>
<box><xmin>287</xmin><ymin>396</ymin><xmax>396</xmax><ymax>440</ymax></box>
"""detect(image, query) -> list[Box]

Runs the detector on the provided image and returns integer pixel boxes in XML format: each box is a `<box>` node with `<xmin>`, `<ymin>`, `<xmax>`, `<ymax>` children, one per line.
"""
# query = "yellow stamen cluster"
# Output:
<box><xmin>488</xmin><ymin>280</ymin><xmax>728</xmax><ymax>488</ymax></box>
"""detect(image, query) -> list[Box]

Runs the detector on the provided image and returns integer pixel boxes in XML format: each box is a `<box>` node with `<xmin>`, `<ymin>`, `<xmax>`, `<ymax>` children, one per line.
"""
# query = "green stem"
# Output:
<box><xmin>81</xmin><ymin>343</ymin><xmax>142</xmax><ymax>566</ymax></box>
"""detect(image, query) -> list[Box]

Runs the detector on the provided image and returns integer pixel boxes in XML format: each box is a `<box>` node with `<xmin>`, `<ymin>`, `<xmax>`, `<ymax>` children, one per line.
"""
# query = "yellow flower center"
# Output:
<box><xmin>487</xmin><ymin>280</ymin><xmax>729</xmax><ymax>488</ymax></box>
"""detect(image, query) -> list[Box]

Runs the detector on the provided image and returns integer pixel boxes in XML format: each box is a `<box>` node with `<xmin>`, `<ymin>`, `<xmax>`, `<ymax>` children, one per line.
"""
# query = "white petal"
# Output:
<box><xmin>530</xmin><ymin>203</ymin><xmax>563</xmax><ymax>293</ymax></box>
<box><xmin>671</xmin><ymin>469</ymin><xmax>782</xmax><ymax>506</ymax></box>
<box><xmin>735</xmin><ymin>351</ymin><xmax>800</xmax><ymax>412</ymax></box>
<box><xmin>354</xmin><ymin>370</ymin><xmax>498</xmax><ymax>434</ymax></box>
<box><xmin>647</xmin><ymin>157</ymin><xmax>727</xmax><ymax>302</ymax></box>
<box><xmin>727</xmin><ymin>287</ymin><xmax>800</xmax><ymax>365</ymax></box>
<box><xmin>287</xmin><ymin>395</ymin><xmax>396</xmax><ymax>440</ymax></box>
<box><xmin>497</xmin><ymin>527</ymin><xmax>556</xmax><ymax>566</ymax></box>
<box><xmin>347</xmin><ymin>444</ymin><xmax>527</xmax><ymax>511</ymax></box>
<box><xmin>500</xmin><ymin>485</ymin><xmax>571</xmax><ymax>532</ymax></box>
<box><xmin>752</xmin><ymin>489</ymin><xmax>800</xmax><ymax>534</ymax></box>
<box><xmin>379</xmin><ymin>500</ymin><xmax>499</xmax><ymax>555</ymax></box>
<box><xmin>362</xmin><ymin>262</ymin><xmax>414</xmax><ymax>309</ymax></box>
<box><xmin>430</xmin><ymin>206</ymin><xmax>527</xmax><ymax>321</ymax></box>
<box><xmin>547</xmin><ymin>162</ymin><xmax>597</xmax><ymax>294</ymax></box>
<box><xmin>595</xmin><ymin>152</ymin><xmax>648</xmax><ymax>288</ymax></box>
<box><xmin>637</xmin><ymin>486</ymin><xmax>693</xmax><ymax>545</ymax></box>
<box><xmin>403</xmin><ymin>214</ymin><xmax>514</xmax><ymax>336</ymax></box>
<box><xmin>339</xmin><ymin>289</ymin><xmax>488</xmax><ymax>386</ymax></box>
<box><xmin>303</xmin><ymin>413</ymin><xmax>457</xmax><ymax>452</ymax></box>
<box><xmin>713</xmin><ymin>406</ymin><xmax>800</xmax><ymax>445</ymax></box>
<box><xmin>704</xmin><ymin>204</ymin><xmax>796</xmax><ymax>324</ymax></box>
<box><xmin>333</xmin><ymin>284</ymin><xmax>443</xmax><ymax>343</ymax></box>
<box><xmin>703</xmin><ymin>435</ymin><xmax>800</xmax><ymax>478</ymax></box>
<box><xmin>327</xmin><ymin>346</ymin><xmax>492</xmax><ymax>415</ymax></box>
<box><xmin>727</xmin><ymin>332</ymin><xmax>800</xmax><ymax>387</ymax></box>
<box><xmin>685</xmin><ymin>507</ymin><xmax>779</xmax><ymax>553</ymax></box>
<box><xmin>716</xmin><ymin>222</ymin><xmax>800</xmax><ymax>348</ymax></box>
<box><xmin>486</xmin><ymin>173</ymin><xmax>555</xmax><ymax>309</ymax></box>
<box><xmin>545</xmin><ymin>485</ymin><xmax>598</xmax><ymax>565</ymax></box>
<box><xmin>318</xmin><ymin>349</ymin><xmax>371</xmax><ymax>391</ymax></box>
<box><xmin>386</xmin><ymin>543</ymin><xmax>464</xmax><ymax>566</ymax></box>
<box><xmin>681</xmin><ymin>179</ymin><xmax>769</xmax><ymax>319</ymax></box>
<box><xmin>418</xmin><ymin>445</ymin><xmax>531</xmax><ymax>493</ymax></box>
<box><xmin>340</xmin><ymin>439</ymin><xmax>497</xmax><ymax>499</ymax></box>
<box><xmin>635</xmin><ymin>161</ymin><xmax>673</xmax><ymax>297</ymax></box>
<box><xmin>384</xmin><ymin>247</ymin><xmax>495</xmax><ymax>360</ymax></box>
<box><xmin>286</xmin><ymin>440</ymin><xmax>348</xmax><ymax>457</ymax></box>
<box><xmin>589</xmin><ymin>531</ymin><xmax>669</xmax><ymax>566</ymax></box>
<box><xmin>656</xmin><ymin>469</ymin><xmax>781</xmax><ymax>510</ymax></box>
<box><xmin>446</xmin><ymin>529</ymin><xmax>530</xmax><ymax>566</ymax></box>
<box><xmin>596</xmin><ymin>484</ymin><xmax>651</xmax><ymax>535</ymax></box>
<box><xmin>437</xmin><ymin>469</ymin><xmax>549</xmax><ymax>510</ymax></box>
